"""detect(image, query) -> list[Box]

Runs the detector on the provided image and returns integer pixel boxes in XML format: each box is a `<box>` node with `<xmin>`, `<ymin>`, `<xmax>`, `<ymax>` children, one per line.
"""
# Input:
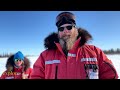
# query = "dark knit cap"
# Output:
<box><xmin>56</xmin><ymin>12</ymin><xmax>76</xmax><ymax>27</ymax></box>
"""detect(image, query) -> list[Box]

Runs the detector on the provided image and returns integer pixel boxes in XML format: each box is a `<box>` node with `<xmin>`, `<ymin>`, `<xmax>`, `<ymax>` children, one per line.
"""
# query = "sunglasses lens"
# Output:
<box><xmin>15</xmin><ymin>59</ymin><xmax>22</xmax><ymax>62</ymax></box>
<box><xmin>58</xmin><ymin>25</ymin><xmax>75</xmax><ymax>32</ymax></box>
<box><xmin>66</xmin><ymin>26</ymin><xmax>72</xmax><ymax>30</ymax></box>
<box><xmin>58</xmin><ymin>27</ymin><xmax>64</xmax><ymax>31</ymax></box>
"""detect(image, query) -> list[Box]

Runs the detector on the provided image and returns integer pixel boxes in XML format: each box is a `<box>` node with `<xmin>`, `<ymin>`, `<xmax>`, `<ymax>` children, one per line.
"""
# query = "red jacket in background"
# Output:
<box><xmin>1</xmin><ymin>66</ymin><xmax>32</xmax><ymax>79</ymax></box>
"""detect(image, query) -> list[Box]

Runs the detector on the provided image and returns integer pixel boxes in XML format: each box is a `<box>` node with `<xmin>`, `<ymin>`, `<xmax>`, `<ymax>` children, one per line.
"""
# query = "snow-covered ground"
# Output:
<box><xmin>0</xmin><ymin>55</ymin><xmax>120</xmax><ymax>79</ymax></box>
<box><xmin>106</xmin><ymin>55</ymin><xmax>120</xmax><ymax>78</ymax></box>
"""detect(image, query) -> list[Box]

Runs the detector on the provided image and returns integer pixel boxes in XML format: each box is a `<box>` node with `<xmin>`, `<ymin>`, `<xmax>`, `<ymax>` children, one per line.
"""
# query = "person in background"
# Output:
<box><xmin>30</xmin><ymin>11</ymin><xmax>118</xmax><ymax>79</ymax></box>
<box><xmin>0</xmin><ymin>51</ymin><xmax>32</xmax><ymax>79</ymax></box>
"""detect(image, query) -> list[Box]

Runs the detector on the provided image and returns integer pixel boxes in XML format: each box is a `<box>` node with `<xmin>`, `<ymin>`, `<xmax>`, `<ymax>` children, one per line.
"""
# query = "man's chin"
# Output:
<box><xmin>63</xmin><ymin>36</ymin><xmax>70</xmax><ymax>41</ymax></box>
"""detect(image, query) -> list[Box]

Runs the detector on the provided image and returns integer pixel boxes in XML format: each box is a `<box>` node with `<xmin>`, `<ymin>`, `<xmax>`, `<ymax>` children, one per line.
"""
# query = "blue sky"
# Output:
<box><xmin>0</xmin><ymin>11</ymin><xmax>120</xmax><ymax>55</ymax></box>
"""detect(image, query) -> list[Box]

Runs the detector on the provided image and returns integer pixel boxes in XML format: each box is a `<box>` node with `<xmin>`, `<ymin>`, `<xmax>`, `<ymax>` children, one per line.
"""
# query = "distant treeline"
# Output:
<box><xmin>0</xmin><ymin>48</ymin><xmax>120</xmax><ymax>57</ymax></box>
<box><xmin>0</xmin><ymin>53</ymin><xmax>33</xmax><ymax>58</ymax></box>
<box><xmin>0</xmin><ymin>53</ymin><xmax>13</xmax><ymax>57</ymax></box>
<box><xmin>103</xmin><ymin>48</ymin><xmax>120</xmax><ymax>55</ymax></box>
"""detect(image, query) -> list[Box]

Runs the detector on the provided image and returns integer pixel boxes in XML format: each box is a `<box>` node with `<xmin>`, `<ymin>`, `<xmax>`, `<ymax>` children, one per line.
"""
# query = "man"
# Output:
<box><xmin>30</xmin><ymin>12</ymin><xmax>118</xmax><ymax>79</ymax></box>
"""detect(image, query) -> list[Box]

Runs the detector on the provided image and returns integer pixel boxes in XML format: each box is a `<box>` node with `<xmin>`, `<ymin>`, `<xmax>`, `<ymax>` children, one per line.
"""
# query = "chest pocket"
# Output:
<box><xmin>45</xmin><ymin>60</ymin><xmax>61</xmax><ymax>79</ymax></box>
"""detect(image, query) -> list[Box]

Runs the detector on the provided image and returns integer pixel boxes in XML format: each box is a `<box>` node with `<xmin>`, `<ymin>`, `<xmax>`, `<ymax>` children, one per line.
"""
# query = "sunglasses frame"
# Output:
<box><xmin>14</xmin><ymin>59</ymin><xmax>23</xmax><ymax>62</ymax></box>
<box><xmin>58</xmin><ymin>25</ymin><xmax>75</xmax><ymax>32</ymax></box>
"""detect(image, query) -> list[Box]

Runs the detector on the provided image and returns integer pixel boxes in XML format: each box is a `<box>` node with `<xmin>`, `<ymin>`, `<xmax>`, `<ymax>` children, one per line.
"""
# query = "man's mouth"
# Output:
<box><xmin>63</xmin><ymin>35</ymin><xmax>70</xmax><ymax>40</ymax></box>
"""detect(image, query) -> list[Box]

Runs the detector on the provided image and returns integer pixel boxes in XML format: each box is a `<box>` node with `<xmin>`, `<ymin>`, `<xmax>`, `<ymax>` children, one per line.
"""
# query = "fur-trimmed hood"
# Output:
<box><xmin>44</xmin><ymin>27</ymin><xmax>93</xmax><ymax>49</ymax></box>
<box><xmin>5</xmin><ymin>54</ymin><xmax>31</xmax><ymax>72</ymax></box>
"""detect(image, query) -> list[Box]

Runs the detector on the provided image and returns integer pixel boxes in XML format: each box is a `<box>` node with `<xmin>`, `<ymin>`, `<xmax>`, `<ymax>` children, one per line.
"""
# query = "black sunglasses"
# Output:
<box><xmin>58</xmin><ymin>25</ymin><xmax>75</xmax><ymax>32</ymax></box>
<box><xmin>14</xmin><ymin>59</ymin><xmax>23</xmax><ymax>62</ymax></box>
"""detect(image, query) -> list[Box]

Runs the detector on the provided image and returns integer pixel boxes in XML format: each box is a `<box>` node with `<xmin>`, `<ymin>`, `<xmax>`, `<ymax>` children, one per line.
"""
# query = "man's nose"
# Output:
<box><xmin>63</xmin><ymin>27</ymin><xmax>69</xmax><ymax>33</ymax></box>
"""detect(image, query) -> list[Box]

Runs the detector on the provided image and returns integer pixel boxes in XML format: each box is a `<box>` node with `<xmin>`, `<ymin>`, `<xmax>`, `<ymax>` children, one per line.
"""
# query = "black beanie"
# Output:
<box><xmin>56</xmin><ymin>12</ymin><xmax>76</xmax><ymax>27</ymax></box>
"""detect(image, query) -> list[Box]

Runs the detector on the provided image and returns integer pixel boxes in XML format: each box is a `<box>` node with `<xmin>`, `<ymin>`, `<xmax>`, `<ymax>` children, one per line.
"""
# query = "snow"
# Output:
<box><xmin>106</xmin><ymin>55</ymin><xmax>120</xmax><ymax>78</ymax></box>
<box><xmin>0</xmin><ymin>54</ymin><xmax>120</xmax><ymax>79</ymax></box>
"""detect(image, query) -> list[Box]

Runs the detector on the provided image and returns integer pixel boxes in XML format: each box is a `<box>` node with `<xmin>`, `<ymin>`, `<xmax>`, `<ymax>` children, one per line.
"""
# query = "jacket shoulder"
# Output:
<box><xmin>40</xmin><ymin>49</ymin><xmax>56</xmax><ymax>57</ymax></box>
<box><xmin>84</xmin><ymin>44</ymin><xmax>102</xmax><ymax>51</ymax></box>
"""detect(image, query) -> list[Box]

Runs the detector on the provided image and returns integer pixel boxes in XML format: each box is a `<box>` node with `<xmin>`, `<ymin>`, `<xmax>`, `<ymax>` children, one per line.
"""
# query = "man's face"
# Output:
<box><xmin>58</xmin><ymin>24</ymin><xmax>78</xmax><ymax>50</ymax></box>
<box><xmin>58</xmin><ymin>24</ymin><xmax>76</xmax><ymax>42</ymax></box>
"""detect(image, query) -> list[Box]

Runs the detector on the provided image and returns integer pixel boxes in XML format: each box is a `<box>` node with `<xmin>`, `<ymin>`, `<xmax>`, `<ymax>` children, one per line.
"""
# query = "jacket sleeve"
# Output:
<box><xmin>0</xmin><ymin>71</ymin><xmax>7</xmax><ymax>79</ymax></box>
<box><xmin>30</xmin><ymin>53</ymin><xmax>45</xmax><ymax>79</ymax></box>
<box><xmin>25</xmin><ymin>68</ymin><xmax>33</xmax><ymax>79</ymax></box>
<box><xmin>94</xmin><ymin>46</ymin><xmax>118</xmax><ymax>79</ymax></box>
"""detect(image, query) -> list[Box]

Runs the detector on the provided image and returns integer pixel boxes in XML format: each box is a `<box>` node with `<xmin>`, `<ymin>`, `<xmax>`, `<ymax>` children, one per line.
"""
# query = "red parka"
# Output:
<box><xmin>30</xmin><ymin>30</ymin><xmax>118</xmax><ymax>79</ymax></box>
<box><xmin>1</xmin><ymin>66</ymin><xmax>32</xmax><ymax>79</ymax></box>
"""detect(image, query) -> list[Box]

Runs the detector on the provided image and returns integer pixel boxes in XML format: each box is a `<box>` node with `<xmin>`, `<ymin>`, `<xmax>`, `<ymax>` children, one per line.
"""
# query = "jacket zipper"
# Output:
<box><xmin>55</xmin><ymin>65</ymin><xmax>58</xmax><ymax>79</ymax></box>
